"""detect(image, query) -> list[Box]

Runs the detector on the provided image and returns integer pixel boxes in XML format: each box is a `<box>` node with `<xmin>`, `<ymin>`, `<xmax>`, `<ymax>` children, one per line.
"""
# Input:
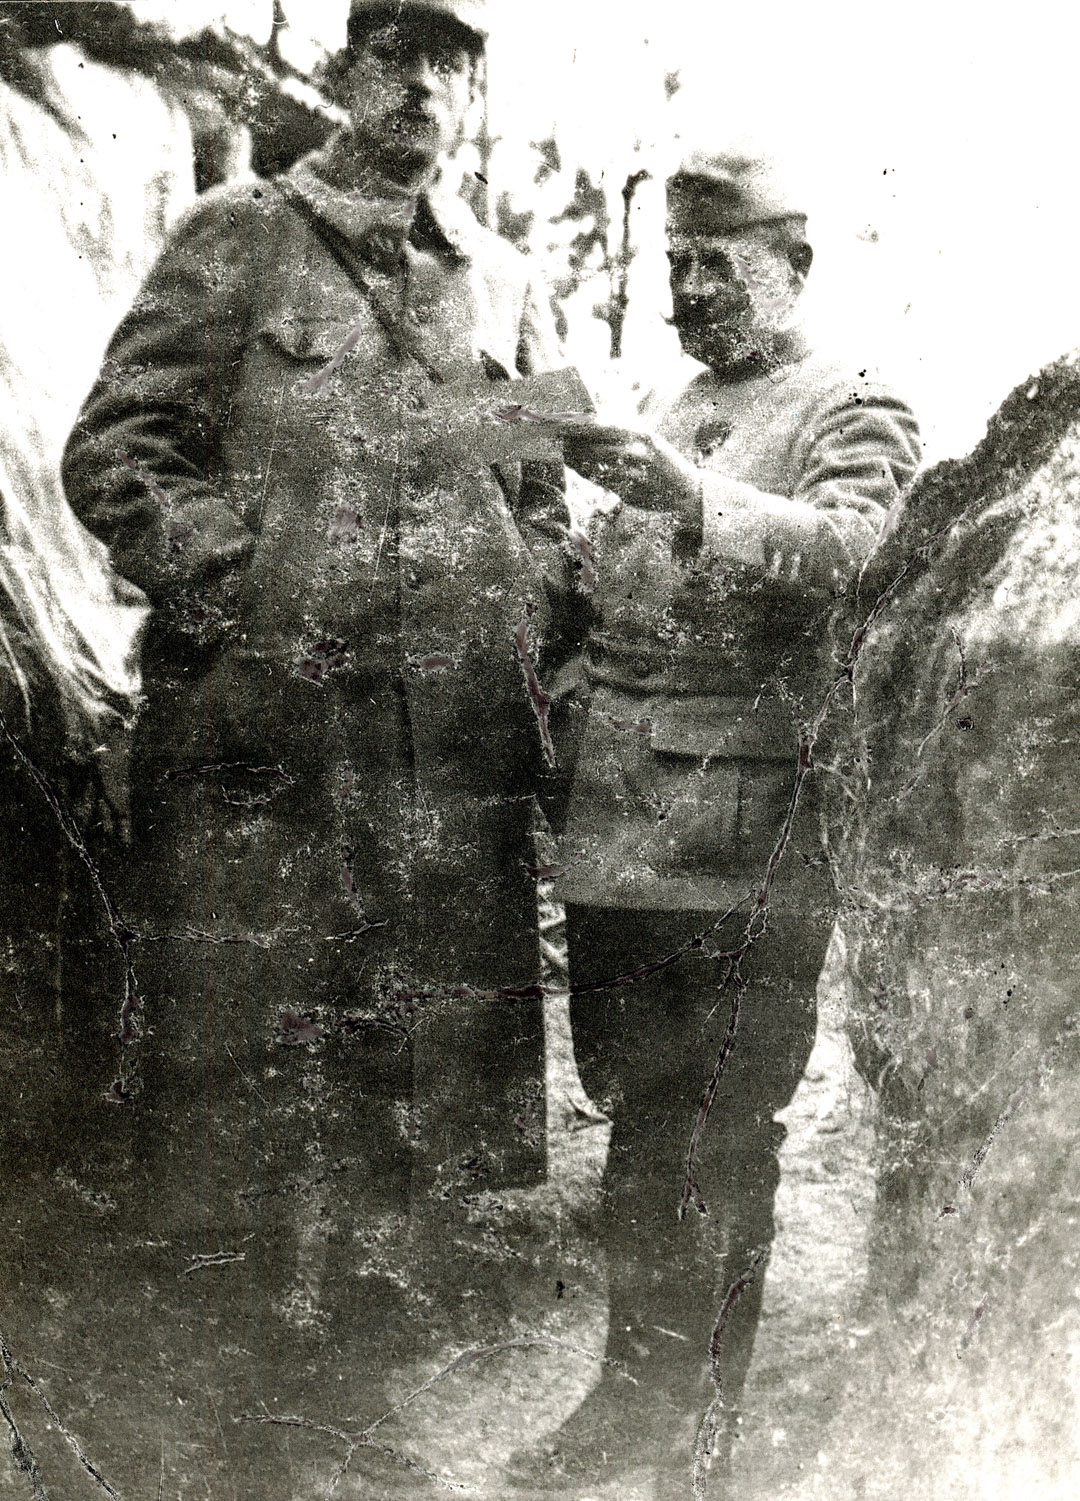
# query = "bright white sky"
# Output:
<box><xmin>131</xmin><ymin>0</ymin><xmax>1080</xmax><ymax>463</ymax></box>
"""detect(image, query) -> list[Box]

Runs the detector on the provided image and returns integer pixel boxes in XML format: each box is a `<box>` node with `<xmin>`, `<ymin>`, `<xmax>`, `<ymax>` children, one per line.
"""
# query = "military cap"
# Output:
<box><xmin>347</xmin><ymin>0</ymin><xmax>488</xmax><ymax>49</ymax></box>
<box><xmin>667</xmin><ymin>147</ymin><xmax>807</xmax><ymax>237</ymax></box>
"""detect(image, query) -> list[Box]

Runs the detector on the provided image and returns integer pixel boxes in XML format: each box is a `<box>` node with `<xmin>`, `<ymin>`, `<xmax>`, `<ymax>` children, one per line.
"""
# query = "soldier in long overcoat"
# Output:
<box><xmin>48</xmin><ymin>3</ymin><xmax>573</xmax><ymax>1493</ymax></box>
<box><xmin>516</xmin><ymin>151</ymin><xmax>921</xmax><ymax>1498</ymax></box>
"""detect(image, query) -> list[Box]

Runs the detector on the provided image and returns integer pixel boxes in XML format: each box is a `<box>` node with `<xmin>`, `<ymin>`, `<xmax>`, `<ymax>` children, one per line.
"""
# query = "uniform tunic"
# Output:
<box><xmin>561</xmin><ymin>356</ymin><xmax>921</xmax><ymax>915</ymax></box>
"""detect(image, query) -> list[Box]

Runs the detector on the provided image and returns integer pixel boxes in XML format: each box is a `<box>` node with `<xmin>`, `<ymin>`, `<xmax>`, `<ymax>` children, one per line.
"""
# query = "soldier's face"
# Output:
<box><xmin>345</xmin><ymin>17</ymin><xmax>477</xmax><ymax>180</ymax></box>
<box><xmin>666</xmin><ymin>222</ymin><xmax>804</xmax><ymax>373</ymax></box>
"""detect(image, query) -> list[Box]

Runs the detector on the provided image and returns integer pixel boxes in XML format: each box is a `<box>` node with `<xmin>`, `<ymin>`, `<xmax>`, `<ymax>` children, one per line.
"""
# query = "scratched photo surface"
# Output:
<box><xmin>2</xmin><ymin>3</ymin><xmax>1080</xmax><ymax>1499</ymax></box>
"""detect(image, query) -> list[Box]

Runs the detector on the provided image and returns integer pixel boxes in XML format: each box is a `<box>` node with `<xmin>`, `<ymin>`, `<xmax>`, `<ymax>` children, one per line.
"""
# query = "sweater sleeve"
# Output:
<box><xmin>61</xmin><ymin>187</ymin><xmax>267</xmax><ymax>632</ymax></box>
<box><xmin>699</xmin><ymin>380</ymin><xmax>922</xmax><ymax>591</ymax></box>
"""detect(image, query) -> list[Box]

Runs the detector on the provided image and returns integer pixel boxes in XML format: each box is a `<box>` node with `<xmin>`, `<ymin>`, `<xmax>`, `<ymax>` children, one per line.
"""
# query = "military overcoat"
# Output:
<box><xmin>61</xmin><ymin>147</ymin><xmax>571</xmax><ymax>1268</ymax></box>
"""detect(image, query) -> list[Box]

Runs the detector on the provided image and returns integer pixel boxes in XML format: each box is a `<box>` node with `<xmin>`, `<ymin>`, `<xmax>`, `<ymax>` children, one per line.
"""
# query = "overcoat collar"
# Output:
<box><xmin>285</xmin><ymin>139</ymin><xmax>475</xmax><ymax>266</ymax></box>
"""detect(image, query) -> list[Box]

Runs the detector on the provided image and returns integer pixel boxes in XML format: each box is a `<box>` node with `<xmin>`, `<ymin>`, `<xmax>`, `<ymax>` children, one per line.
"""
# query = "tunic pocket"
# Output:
<box><xmin>648</xmin><ymin>696</ymin><xmax>797</xmax><ymax>761</ymax></box>
<box><xmin>643</xmin><ymin>753</ymin><xmax>741</xmax><ymax>873</ymax></box>
<box><xmin>640</xmin><ymin>754</ymin><xmax>797</xmax><ymax>879</ymax></box>
<box><xmin>639</xmin><ymin>698</ymin><xmax>798</xmax><ymax>878</ymax></box>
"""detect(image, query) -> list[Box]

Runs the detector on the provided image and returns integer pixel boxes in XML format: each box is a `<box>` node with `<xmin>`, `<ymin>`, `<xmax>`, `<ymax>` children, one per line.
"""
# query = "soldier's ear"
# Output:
<box><xmin>789</xmin><ymin>241</ymin><xmax>813</xmax><ymax>279</ymax></box>
<box><xmin>469</xmin><ymin>53</ymin><xmax>485</xmax><ymax>104</ymax></box>
<box><xmin>458</xmin><ymin>57</ymin><xmax>484</xmax><ymax>148</ymax></box>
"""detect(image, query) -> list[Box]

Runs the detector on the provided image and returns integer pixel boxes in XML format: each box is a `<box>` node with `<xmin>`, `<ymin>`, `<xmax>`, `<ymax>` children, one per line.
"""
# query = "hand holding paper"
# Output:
<box><xmin>562</xmin><ymin>422</ymin><xmax>703</xmax><ymax>526</ymax></box>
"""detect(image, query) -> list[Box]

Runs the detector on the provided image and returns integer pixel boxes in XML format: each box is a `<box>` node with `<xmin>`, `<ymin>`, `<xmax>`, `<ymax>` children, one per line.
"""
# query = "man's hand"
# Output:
<box><xmin>563</xmin><ymin>424</ymin><xmax>702</xmax><ymax>528</ymax></box>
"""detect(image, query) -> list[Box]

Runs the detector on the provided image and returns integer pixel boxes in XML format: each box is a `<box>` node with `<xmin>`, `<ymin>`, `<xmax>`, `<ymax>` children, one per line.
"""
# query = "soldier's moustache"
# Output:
<box><xmin>666</xmin><ymin>300</ymin><xmax>717</xmax><ymax>332</ymax></box>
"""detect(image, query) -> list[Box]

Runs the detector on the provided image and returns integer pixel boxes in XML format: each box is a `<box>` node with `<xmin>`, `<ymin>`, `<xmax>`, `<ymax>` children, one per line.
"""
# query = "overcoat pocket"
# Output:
<box><xmin>258</xmin><ymin>315</ymin><xmax>359</xmax><ymax>365</ymax></box>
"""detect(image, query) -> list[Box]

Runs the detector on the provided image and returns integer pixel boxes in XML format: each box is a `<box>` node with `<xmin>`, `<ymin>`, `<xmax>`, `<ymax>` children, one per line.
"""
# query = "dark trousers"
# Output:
<box><xmin>566</xmin><ymin>902</ymin><xmax>833</xmax><ymax>1492</ymax></box>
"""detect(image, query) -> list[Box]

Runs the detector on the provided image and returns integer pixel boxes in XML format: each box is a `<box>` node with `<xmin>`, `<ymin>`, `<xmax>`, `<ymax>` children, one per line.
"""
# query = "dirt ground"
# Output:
<box><xmin>0</xmin><ymin>942</ymin><xmax>872</xmax><ymax>1500</ymax></box>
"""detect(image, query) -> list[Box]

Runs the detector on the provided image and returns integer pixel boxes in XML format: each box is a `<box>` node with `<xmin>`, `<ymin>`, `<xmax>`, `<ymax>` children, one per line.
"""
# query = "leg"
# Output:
<box><xmin>548</xmin><ymin>903</ymin><xmax>828</xmax><ymax>1497</ymax></box>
